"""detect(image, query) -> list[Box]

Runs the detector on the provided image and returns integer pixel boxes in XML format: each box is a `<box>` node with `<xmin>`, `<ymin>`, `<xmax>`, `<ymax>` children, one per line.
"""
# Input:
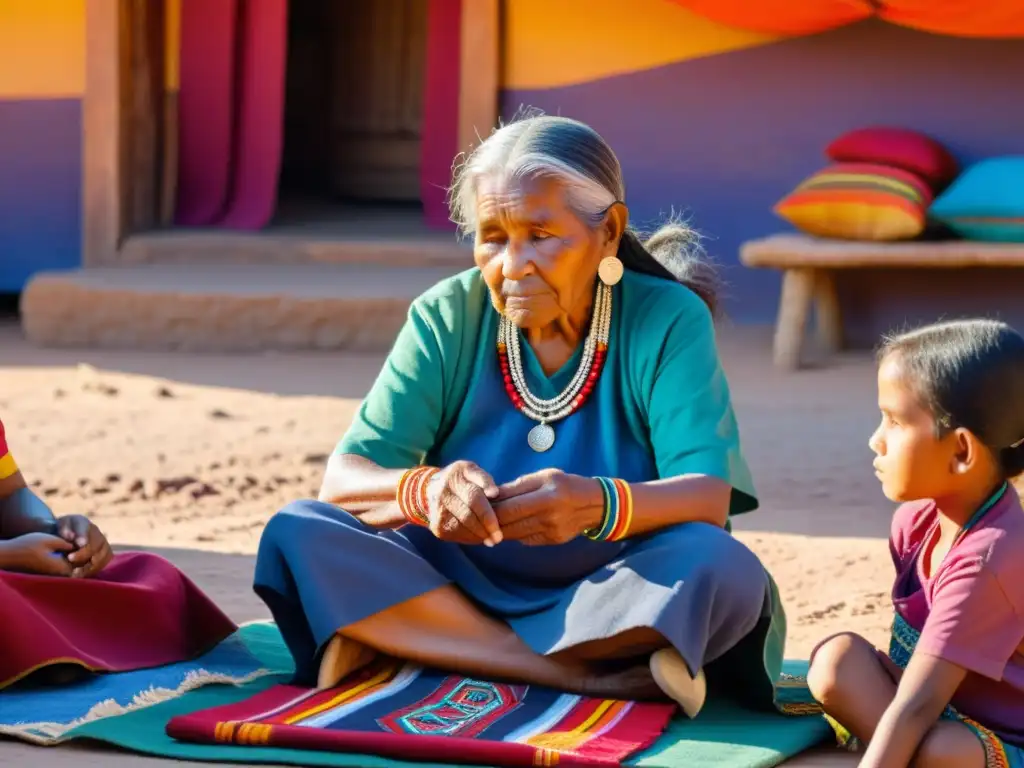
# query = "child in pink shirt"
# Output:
<box><xmin>808</xmin><ymin>319</ymin><xmax>1024</xmax><ymax>768</ymax></box>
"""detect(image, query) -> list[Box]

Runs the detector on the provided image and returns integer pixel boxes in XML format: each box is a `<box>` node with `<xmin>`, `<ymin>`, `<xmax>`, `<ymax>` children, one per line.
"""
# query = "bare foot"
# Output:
<box><xmin>317</xmin><ymin>634</ymin><xmax>378</xmax><ymax>690</ymax></box>
<box><xmin>649</xmin><ymin>648</ymin><xmax>706</xmax><ymax>718</ymax></box>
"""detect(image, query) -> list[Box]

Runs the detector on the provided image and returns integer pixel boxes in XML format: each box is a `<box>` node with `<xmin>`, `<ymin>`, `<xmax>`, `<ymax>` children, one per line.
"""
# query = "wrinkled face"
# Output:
<box><xmin>472</xmin><ymin>175</ymin><xmax>619</xmax><ymax>329</ymax></box>
<box><xmin>869</xmin><ymin>355</ymin><xmax>958</xmax><ymax>502</ymax></box>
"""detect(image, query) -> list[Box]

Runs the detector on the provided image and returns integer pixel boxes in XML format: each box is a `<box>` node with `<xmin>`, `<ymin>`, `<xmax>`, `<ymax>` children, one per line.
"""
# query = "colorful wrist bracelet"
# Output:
<box><xmin>397</xmin><ymin>466</ymin><xmax>437</xmax><ymax>526</ymax></box>
<box><xmin>584</xmin><ymin>477</ymin><xmax>634</xmax><ymax>541</ymax></box>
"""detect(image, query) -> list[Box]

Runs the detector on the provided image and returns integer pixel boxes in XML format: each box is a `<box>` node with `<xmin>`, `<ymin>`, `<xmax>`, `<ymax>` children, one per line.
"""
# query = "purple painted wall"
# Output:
<box><xmin>503</xmin><ymin>20</ymin><xmax>1024</xmax><ymax>342</ymax></box>
<box><xmin>0</xmin><ymin>99</ymin><xmax>81</xmax><ymax>292</ymax></box>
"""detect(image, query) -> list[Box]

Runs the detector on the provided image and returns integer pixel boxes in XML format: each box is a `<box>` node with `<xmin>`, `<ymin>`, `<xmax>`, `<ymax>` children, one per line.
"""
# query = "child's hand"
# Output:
<box><xmin>0</xmin><ymin>532</ymin><xmax>75</xmax><ymax>576</ymax></box>
<box><xmin>56</xmin><ymin>514</ymin><xmax>113</xmax><ymax>578</ymax></box>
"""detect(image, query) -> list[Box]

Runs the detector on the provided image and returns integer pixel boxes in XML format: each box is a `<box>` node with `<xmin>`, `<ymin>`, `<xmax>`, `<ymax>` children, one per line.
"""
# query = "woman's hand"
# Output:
<box><xmin>56</xmin><ymin>514</ymin><xmax>113</xmax><ymax>578</ymax></box>
<box><xmin>426</xmin><ymin>461</ymin><xmax>503</xmax><ymax>546</ymax></box>
<box><xmin>0</xmin><ymin>532</ymin><xmax>75</xmax><ymax>576</ymax></box>
<box><xmin>494</xmin><ymin>469</ymin><xmax>604</xmax><ymax>546</ymax></box>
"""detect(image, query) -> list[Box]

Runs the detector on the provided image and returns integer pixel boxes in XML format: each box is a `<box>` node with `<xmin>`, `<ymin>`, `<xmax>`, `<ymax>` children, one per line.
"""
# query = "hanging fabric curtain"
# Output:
<box><xmin>668</xmin><ymin>0</ymin><xmax>1024</xmax><ymax>38</ymax></box>
<box><xmin>880</xmin><ymin>0</ymin><xmax>1024</xmax><ymax>38</ymax></box>
<box><xmin>175</xmin><ymin>0</ymin><xmax>288</xmax><ymax>230</ymax></box>
<box><xmin>665</xmin><ymin>0</ymin><xmax>871</xmax><ymax>36</ymax></box>
<box><xmin>171</xmin><ymin>0</ymin><xmax>459</xmax><ymax>230</ymax></box>
<box><xmin>175</xmin><ymin>0</ymin><xmax>238</xmax><ymax>226</ymax></box>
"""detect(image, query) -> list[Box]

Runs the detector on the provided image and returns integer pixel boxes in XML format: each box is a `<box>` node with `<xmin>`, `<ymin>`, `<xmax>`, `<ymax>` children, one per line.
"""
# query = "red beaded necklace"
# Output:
<box><xmin>496</xmin><ymin>281</ymin><xmax>612</xmax><ymax>452</ymax></box>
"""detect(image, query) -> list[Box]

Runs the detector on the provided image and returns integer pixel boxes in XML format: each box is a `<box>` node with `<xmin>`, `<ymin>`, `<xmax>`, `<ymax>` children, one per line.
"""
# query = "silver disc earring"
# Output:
<box><xmin>598</xmin><ymin>255</ymin><xmax>623</xmax><ymax>286</ymax></box>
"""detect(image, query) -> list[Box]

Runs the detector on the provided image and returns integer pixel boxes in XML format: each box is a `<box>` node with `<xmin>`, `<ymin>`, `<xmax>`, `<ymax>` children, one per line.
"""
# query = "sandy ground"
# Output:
<box><xmin>0</xmin><ymin>319</ymin><xmax>891</xmax><ymax>767</ymax></box>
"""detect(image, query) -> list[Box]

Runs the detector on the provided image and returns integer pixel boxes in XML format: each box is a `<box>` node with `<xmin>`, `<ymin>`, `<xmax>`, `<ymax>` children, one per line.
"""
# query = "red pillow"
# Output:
<box><xmin>826</xmin><ymin>127</ymin><xmax>958</xmax><ymax>189</ymax></box>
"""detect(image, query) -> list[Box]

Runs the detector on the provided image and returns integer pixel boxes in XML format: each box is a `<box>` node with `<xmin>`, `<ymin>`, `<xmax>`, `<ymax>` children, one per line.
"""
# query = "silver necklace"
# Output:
<box><xmin>497</xmin><ymin>282</ymin><xmax>613</xmax><ymax>452</ymax></box>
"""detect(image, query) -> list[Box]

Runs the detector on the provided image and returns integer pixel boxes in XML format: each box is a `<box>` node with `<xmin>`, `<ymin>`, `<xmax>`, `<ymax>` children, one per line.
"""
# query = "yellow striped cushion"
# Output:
<box><xmin>774</xmin><ymin>163</ymin><xmax>933</xmax><ymax>241</ymax></box>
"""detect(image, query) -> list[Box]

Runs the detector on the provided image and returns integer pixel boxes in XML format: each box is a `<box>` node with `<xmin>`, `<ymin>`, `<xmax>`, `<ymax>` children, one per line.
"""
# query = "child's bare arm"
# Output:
<box><xmin>0</xmin><ymin>472</ymin><xmax>112</xmax><ymax>576</ymax></box>
<box><xmin>859</xmin><ymin>651</ymin><xmax>966</xmax><ymax>768</ymax></box>
<box><xmin>0</xmin><ymin>471</ymin><xmax>60</xmax><ymax>539</ymax></box>
<box><xmin>1</xmin><ymin>418</ymin><xmax>60</xmax><ymax>538</ymax></box>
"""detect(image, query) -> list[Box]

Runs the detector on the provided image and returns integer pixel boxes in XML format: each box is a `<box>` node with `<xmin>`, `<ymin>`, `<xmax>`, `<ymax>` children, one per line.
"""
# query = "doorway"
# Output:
<box><xmin>278</xmin><ymin>0</ymin><xmax>429</xmax><ymax>231</ymax></box>
<box><xmin>80</xmin><ymin>0</ymin><xmax>499</xmax><ymax>265</ymax></box>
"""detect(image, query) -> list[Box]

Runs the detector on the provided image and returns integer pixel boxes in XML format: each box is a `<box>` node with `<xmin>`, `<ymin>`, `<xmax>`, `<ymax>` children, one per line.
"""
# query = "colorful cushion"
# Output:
<box><xmin>826</xmin><ymin>127</ymin><xmax>958</xmax><ymax>189</ymax></box>
<box><xmin>929</xmin><ymin>157</ymin><xmax>1024</xmax><ymax>242</ymax></box>
<box><xmin>774</xmin><ymin>162</ymin><xmax>933</xmax><ymax>241</ymax></box>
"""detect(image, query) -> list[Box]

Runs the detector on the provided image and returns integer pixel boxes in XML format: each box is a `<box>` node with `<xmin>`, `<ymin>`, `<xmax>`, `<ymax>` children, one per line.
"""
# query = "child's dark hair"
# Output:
<box><xmin>878</xmin><ymin>319</ymin><xmax>1024</xmax><ymax>480</ymax></box>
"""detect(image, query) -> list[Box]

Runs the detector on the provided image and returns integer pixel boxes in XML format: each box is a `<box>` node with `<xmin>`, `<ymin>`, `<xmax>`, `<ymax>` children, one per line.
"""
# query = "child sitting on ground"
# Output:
<box><xmin>807</xmin><ymin>319</ymin><xmax>1024</xmax><ymax>768</ymax></box>
<box><xmin>0</xmin><ymin>417</ymin><xmax>236</xmax><ymax>688</ymax></box>
<box><xmin>0</xmin><ymin>419</ymin><xmax>114</xmax><ymax>577</ymax></box>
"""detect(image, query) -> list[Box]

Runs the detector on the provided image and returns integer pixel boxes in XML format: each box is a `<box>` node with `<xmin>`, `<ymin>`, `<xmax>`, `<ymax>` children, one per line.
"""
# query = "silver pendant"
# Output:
<box><xmin>527</xmin><ymin>423</ymin><xmax>556</xmax><ymax>452</ymax></box>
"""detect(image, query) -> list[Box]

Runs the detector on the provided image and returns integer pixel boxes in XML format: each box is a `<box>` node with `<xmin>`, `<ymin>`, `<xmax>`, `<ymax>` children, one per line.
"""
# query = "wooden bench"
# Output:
<box><xmin>740</xmin><ymin>233</ymin><xmax>1024</xmax><ymax>370</ymax></box>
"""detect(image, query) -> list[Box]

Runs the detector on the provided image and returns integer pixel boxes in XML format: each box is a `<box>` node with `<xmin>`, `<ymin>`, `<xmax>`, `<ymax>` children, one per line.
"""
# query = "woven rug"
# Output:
<box><xmin>1</xmin><ymin>622</ymin><xmax>832</xmax><ymax>767</ymax></box>
<box><xmin>0</xmin><ymin>621</ymin><xmax>278</xmax><ymax>744</ymax></box>
<box><xmin>167</xmin><ymin>656</ymin><xmax>675</xmax><ymax>767</ymax></box>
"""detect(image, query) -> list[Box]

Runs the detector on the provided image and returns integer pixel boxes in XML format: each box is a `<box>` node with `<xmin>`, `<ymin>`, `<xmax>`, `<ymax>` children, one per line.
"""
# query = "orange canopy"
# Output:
<box><xmin>666</xmin><ymin>1</ymin><xmax>869</xmax><ymax>36</ymax></box>
<box><xmin>669</xmin><ymin>0</ymin><xmax>1024</xmax><ymax>38</ymax></box>
<box><xmin>882</xmin><ymin>0</ymin><xmax>1024</xmax><ymax>38</ymax></box>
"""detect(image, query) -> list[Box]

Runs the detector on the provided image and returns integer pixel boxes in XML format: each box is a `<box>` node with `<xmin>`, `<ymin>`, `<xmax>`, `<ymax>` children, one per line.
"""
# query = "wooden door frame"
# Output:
<box><xmin>82</xmin><ymin>0</ymin><xmax>126</xmax><ymax>267</ymax></box>
<box><xmin>81</xmin><ymin>0</ymin><xmax>501</xmax><ymax>267</ymax></box>
<box><xmin>458</xmin><ymin>0</ymin><xmax>501</xmax><ymax>157</ymax></box>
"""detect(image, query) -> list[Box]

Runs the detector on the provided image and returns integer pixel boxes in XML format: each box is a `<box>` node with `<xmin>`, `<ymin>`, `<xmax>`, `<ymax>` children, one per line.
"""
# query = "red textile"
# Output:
<box><xmin>667</xmin><ymin>0</ymin><xmax>870</xmax><ymax>36</ymax></box>
<box><xmin>0</xmin><ymin>419</ymin><xmax>15</xmax><ymax>480</ymax></box>
<box><xmin>826</xmin><ymin>127</ymin><xmax>959</xmax><ymax>189</ymax></box>
<box><xmin>668</xmin><ymin>0</ymin><xmax>1024</xmax><ymax>38</ymax></box>
<box><xmin>421</xmin><ymin>0</ymin><xmax>462</xmax><ymax>229</ymax></box>
<box><xmin>0</xmin><ymin>552</ymin><xmax>236</xmax><ymax>689</ymax></box>
<box><xmin>168</xmin><ymin>658</ymin><xmax>675</xmax><ymax>767</ymax></box>
<box><xmin>0</xmin><ymin>419</ymin><xmax>9</xmax><ymax>457</ymax></box>
<box><xmin>175</xmin><ymin>0</ymin><xmax>238</xmax><ymax>226</ymax></box>
<box><xmin>881</xmin><ymin>1</ymin><xmax>1024</xmax><ymax>38</ymax></box>
<box><xmin>216</xmin><ymin>0</ymin><xmax>288</xmax><ymax>230</ymax></box>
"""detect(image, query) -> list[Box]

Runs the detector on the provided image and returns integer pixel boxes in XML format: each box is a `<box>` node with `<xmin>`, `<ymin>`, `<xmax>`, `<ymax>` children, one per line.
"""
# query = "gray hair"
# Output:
<box><xmin>449</xmin><ymin>113</ymin><xmax>719</xmax><ymax>313</ymax></box>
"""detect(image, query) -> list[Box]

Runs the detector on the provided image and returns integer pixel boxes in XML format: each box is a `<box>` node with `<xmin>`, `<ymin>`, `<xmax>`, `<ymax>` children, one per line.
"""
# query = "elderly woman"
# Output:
<box><xmin>254</xmin><ymin>115</ymin><xmax>786</xmax><ymax>717</ymax></box>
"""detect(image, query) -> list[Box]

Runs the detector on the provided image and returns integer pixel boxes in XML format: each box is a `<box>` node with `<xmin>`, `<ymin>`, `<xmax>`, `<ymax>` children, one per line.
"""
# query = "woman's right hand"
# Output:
<box><xmin>0</xmin><ymin>532</ymin><xmax>75</xmax><ymax>576</ymax></box>
<box><xmin>425</xmin><ymin>461</ymin><xmax>503</xmax><ymax>546</ymax></box>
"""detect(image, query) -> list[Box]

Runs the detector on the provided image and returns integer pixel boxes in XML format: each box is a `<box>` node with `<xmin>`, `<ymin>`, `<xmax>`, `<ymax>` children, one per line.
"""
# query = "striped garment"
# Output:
<box><xmin>0</xmin><ymin>419</ymin><xmax>18</xmax><ymax>481</ymax></box>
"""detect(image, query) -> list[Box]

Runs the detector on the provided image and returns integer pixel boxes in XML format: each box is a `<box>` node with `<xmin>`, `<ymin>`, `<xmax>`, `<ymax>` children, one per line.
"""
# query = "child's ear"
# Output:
<box><xmin>950</xmin><ymin>427</ymin><xmax>980</xmax><ymax>474</ymax></box>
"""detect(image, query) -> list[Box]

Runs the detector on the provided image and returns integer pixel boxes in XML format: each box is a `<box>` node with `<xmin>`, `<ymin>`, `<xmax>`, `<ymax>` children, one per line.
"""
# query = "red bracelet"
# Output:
<box><xmin>397</xmin><ymin>466</ymin><xmax>437</xmax><ymax>526</ymax></box>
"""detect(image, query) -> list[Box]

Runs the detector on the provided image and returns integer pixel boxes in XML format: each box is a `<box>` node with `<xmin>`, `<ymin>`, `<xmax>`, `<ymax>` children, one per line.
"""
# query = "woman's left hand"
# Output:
<box><xmin>493</xmin><ymin>469</ymin><xmax>603</xmax><ymax>546</ymax></box>
<box><xmin>56</xmin><ymin>514</ymin><xmax>113</xmax><ymax>578</ymax></box>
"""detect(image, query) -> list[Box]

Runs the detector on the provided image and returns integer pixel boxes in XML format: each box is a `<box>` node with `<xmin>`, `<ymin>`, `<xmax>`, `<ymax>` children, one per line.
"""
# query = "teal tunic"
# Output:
<box><xmin>254</xmin><ymin>268</ymin><xmax>788</xmax><ymax>708</ymax></box>
<box><xmin>341</xmin><ymin>268</ymin><xmax>755</xmax><ymax>509</ymax></box>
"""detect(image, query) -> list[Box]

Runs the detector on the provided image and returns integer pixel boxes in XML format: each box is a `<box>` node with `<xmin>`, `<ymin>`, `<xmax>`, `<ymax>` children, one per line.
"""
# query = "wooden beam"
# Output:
<box><xmin>741</xmin><ymin>233</ymin><xmax>1024</xmax><ymax>269</ymax></box>
<box><xmin>83</xmin><ymin>0</ymin><xmax>127</xmax><ymax>267</ymax></box>
<box><xmin>773</xmin><ymin>268</ymin><xmax>816</xmax><ymax>370</ymax></box>
<box><xmin>161</xmin><ymin>0</ymin><xmax>181</xmax><ymax>226</ymax></box>
<box><xmin>125</xmin><ymin>0</ymin><xmax>165</xmax><ymax>234</ymax></box>
<box><xmin>83</xmin><ymin>0</ymin><xmax>168</xmax><ymax>265</ymax></box>
<box><xmin>814</xmin><ymin>270</ymin><xmax>843</xmax><ymax>355</ymax></box>
<box><xmin>457</xmin><ymin>0</ymin><xmax>501</xmax><ymax>155</ymax></box>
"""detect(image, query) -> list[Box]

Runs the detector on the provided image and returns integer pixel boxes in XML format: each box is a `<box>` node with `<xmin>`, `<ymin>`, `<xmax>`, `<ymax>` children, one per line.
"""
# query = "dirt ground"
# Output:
<box><xmin>0</xmin><ymin>319</ymin><xmax>887</xmax><ymax>767</ymax></box>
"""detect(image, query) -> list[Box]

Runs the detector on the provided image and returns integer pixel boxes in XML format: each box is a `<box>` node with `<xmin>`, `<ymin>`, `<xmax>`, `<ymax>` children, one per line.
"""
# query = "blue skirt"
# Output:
<box><xmin>254</xmin><ymin>500</ymin><xmax>775</xmax><ymax>700</ymax></box>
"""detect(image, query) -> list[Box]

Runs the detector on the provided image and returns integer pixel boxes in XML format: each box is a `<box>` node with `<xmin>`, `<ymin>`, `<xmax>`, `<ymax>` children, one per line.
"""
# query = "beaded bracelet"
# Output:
<box><xmin>584</xmin><ymin>477</ymin><xmax>634</xmax><ymax>542</ymax></box>
<box><xmin>397</xmin><ymin>466</ymin><xmax>437</xmax><ymax>526</ymax></box>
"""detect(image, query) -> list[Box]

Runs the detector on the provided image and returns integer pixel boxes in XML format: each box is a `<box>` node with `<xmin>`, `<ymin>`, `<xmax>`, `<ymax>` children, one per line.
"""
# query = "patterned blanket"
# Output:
<box><xmin>167</xmin><ymin>657</ymin><xmax>676</xmax><ymax>767</ymax></box>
